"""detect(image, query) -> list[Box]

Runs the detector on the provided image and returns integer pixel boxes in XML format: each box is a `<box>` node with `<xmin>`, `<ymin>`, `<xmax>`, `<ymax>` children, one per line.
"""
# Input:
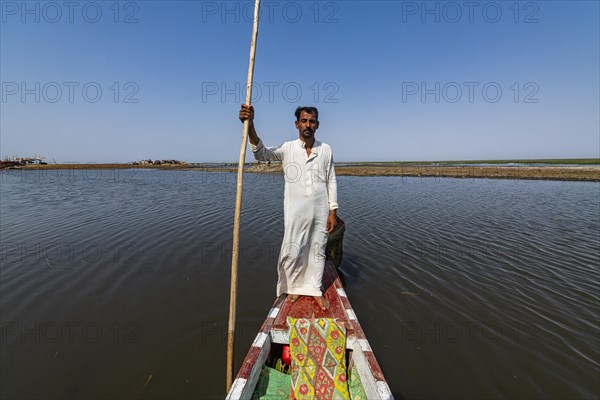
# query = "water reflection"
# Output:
<box><xmin>1</xmin><ymin>170</ymin><xmax>598</xmax><ymax>399</ymax></box>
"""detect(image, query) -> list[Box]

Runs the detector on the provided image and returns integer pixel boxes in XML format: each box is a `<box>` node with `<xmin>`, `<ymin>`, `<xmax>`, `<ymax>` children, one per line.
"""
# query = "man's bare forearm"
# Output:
<box><xmin>247</xmin><ymin>121</ymin><xmax>259</xmax><ymax>146</ymax></box>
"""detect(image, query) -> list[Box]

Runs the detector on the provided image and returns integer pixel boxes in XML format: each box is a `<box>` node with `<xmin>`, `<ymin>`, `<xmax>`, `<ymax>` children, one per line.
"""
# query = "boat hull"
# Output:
<box><xmin>226</xmin><ymin>258</ymin><xmax>393</xmax><ymax>399</ymax></box>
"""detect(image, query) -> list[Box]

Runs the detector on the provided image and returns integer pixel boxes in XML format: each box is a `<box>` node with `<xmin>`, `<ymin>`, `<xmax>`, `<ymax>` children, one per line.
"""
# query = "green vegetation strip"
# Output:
<box><xmin>347</xmin><ymin>158</ymin><xmax>599</xmax><ymax>166</ymax></box>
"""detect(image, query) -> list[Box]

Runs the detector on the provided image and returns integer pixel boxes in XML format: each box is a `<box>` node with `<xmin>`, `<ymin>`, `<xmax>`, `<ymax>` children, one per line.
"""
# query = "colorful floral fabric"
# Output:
<box><xmin>287</xmin><ymin>318</ymin><xmax>349</xmax><ymax>400</ymax></box>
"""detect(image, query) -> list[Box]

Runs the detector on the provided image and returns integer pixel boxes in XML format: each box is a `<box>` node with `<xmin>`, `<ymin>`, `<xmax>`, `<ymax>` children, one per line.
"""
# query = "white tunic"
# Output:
<box><xmin>250</xmin><ymin>138</ymin><xmax>338</xmax><ymax>296</ymax></box>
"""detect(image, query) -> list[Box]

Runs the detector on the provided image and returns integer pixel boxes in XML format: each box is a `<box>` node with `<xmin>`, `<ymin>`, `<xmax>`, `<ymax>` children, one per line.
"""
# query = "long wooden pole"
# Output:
<box><xmin>226</xmin><ymin>0</ymin><xmax>261</xmax><ymax>392</ymax></box>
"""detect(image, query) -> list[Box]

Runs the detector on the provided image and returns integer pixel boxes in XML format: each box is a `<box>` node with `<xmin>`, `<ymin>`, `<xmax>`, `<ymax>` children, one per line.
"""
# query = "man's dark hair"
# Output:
<box><xmin>295</xmin><ymin>106</ymin><xmax>319</xmax><ymax>121</ymax></box>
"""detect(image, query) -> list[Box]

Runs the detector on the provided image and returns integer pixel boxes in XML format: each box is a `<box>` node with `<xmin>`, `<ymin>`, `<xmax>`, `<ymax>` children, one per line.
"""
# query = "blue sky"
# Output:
<box><xmin>1</xmin><ymin>0</ymin><xmax>599</xmax><ymax>163</ymax></box>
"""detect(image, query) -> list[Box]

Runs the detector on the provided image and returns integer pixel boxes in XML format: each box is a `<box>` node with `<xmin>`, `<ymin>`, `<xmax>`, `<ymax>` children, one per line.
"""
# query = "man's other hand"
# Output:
<box><xmin>239</xmin><ymin>104</ymin><xmax>254</xmax><ymax>123</ymax></box>
<box><xmin>326</xmin><ymin>213</ymin><xmax>337</xmax><ymax>233</ymax></box>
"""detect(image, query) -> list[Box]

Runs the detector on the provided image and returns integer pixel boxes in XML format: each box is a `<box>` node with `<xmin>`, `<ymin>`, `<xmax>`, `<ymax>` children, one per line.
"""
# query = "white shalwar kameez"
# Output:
<box><xmin>250</xmin><ymin>138</ymin><xmax>338</xmax><ymax>297</ymax></box>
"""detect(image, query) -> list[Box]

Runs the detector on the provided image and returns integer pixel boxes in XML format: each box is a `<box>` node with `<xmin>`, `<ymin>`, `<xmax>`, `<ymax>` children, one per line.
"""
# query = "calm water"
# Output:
<box><xmin>1</xmin><ymin>169</ymin><xmax>599</xmax><ymax>399</ymax></box>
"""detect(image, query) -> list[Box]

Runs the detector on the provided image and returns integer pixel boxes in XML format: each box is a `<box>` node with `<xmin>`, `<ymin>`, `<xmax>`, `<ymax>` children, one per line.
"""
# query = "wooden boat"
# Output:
<box><xmin>226</xmin><ymin>218</ymin><xmax>393</xmax><ymax>399</ymax></box>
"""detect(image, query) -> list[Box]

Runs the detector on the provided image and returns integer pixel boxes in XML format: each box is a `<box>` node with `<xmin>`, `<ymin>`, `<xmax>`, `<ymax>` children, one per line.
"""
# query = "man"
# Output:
<box><xmin>239</xmin><ymin>105</ymin><xmax>338</xmax><ymax>310</ymax></box>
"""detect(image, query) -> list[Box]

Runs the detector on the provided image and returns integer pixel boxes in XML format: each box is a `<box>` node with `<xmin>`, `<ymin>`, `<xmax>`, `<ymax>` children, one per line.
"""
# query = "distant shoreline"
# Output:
<box><xmin>7</xmin><ymin>160</ymin><xmax>600</xmax><ymax>182</ymax></box>
<box><xmin>340</xmin><ymin>158</ymin><xmax>600</xmax><ymax>166</ymax></box>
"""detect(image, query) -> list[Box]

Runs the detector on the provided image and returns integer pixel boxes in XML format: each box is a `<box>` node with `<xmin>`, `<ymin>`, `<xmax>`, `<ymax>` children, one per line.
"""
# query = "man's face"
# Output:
<box><xmin>295</xmin><ymin>111</ymin><xmax>319</xmax><ymax>141</ymax></box>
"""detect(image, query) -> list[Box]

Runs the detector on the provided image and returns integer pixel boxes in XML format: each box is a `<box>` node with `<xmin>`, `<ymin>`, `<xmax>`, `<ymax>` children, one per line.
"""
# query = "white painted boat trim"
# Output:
<box><xmin>270</xmin><ymin>330</ymin><xmax>288</xmax><ymax>344</ymax></box>
<box><xmin>352</xmin><ymin>347</ymin><xmax>379</xmax><ymax>399</ymax></box>
<box><xmin>376</xmin><ymin>380</ymin><xmax>394</xmax><ymax>400</ymax></box>
<box><xmin>358</xmin><ymin>338</ymin><xmax>372</xmax><ymax>352</ymax></box>
<box><xmin>267</xmin><ymin>307</ymin><xmax>280</xmax><ymax>319</ymax></box>
<box><xmin>225</xmin><ymin>378</ymin><xmax>247</xmax><ymax>400</ymax></box>
<box><xmin>336</xmin><ymin>288</ymin><xmax>347</xmax><ymax>297</ymax></box>
<box><xmin>345</xmin><ymin>309</ymin><xmax>357</xmax><ymax>320</ymax></box>
<box><xmin>252</xmin><ymin>332</ymin><xmax>268</xmax><ymax>348</ymax></box>
<box><xmin>346</xmin><ymin>336</ymin><xmax>357</xmax><ymax>350</ymax></box>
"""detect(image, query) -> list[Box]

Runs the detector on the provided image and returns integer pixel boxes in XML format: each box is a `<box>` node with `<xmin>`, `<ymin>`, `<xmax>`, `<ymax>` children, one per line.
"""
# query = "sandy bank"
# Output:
<box><xmin>11</xmin><ymin>163</ymin><xmax>600</xmax><ymax>181</ymax></box>
<box><xmin>189</xmin><ymin>163</ymin><xmax>600</xmax><ymax>182</ymax></box>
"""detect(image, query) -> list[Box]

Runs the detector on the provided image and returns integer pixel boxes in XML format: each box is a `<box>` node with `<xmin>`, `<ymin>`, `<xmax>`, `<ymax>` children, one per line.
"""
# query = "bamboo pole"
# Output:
<box><xmin>226</xmin><ymin>0</ymin><xmax>261</xmax><ymax>392</ymax></box>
